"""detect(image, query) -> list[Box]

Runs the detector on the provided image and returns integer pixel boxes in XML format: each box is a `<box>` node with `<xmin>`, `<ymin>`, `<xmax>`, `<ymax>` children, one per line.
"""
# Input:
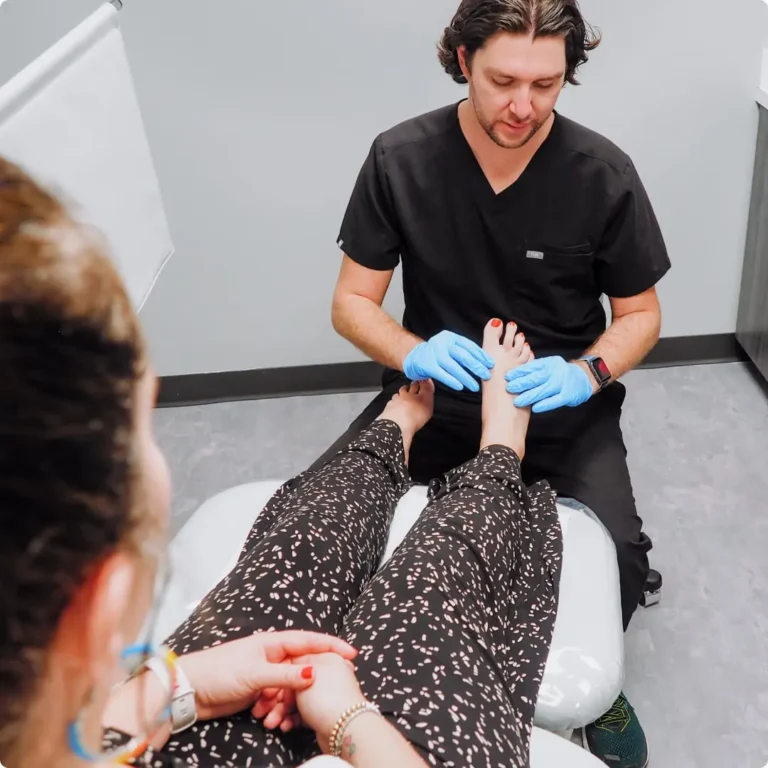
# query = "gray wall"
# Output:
<box><xmin>125</xmin><ymin>0</ymin><xmax>768</xmax><ymax>374</ymax></box>
<box><xmin>2</xmin><ymin>0</ymin><xmax>768</xmax><ymax>375</ymax></box>
<box><xmin>120</xmin><ymin>0</ymin><xmax>460</xmax><ymax>375</ymax></box>
<box><xmin>0</xmin><ymin>0</ymin><xmax>101</xmax><ymax>84</ymax></box>
<box><xmin>557</xmin><ymin>0</ymin><xmax>767</xmax><ymax>339</ymax></box>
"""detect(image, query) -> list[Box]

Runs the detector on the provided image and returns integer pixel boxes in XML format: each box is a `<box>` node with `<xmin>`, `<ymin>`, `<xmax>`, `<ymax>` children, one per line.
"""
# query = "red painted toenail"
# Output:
<box><xmin>491</xmin><ymin>319</ymin><xmax>502</xmax><ymax>327</ymax></box>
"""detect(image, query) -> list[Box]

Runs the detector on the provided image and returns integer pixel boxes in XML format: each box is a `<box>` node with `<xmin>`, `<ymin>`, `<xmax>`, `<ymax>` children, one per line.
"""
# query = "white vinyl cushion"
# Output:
<box><xmin>530</xmin><ymin>728</ymin><xmax>605</xmax><ymax>766</ymax></box>
<box><xmin>154</xmin><ymin>481</ymin><xmax>623</xmax><ymax>741</ymax></box>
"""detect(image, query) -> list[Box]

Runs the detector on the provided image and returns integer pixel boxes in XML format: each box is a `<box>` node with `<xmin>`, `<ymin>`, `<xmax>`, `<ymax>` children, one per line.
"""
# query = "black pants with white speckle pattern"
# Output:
<box><xmin>163</xmin><ymin>419</ymin><xmax>562</xmax><ymax>767</ymax></box>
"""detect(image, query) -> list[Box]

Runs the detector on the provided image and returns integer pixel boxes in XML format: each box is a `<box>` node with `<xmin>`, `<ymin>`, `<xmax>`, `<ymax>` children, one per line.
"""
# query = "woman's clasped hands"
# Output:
<box><xmin>177</xmin><ymin>630</ymin><xmax>368</xmax><ymax>747</ymax></box>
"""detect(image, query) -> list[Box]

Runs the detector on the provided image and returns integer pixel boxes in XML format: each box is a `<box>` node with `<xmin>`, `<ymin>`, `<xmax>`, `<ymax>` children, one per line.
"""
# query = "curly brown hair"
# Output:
<box><xmin>438</xmin><ymin>0</ymin><xmax>601</xmax><ymax>86</ymax></box>
<box><xmin>0</xmin><ymin>158</ymin><xmax>147</xmax><ymax>762</ymax></box>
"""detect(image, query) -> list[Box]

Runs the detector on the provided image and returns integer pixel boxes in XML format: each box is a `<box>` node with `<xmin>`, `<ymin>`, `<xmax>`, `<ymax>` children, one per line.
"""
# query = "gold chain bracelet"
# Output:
<box><xmin>329</xmin><ymin>701</ymin><xmax>381</xmax><ymax>757</ymax></box>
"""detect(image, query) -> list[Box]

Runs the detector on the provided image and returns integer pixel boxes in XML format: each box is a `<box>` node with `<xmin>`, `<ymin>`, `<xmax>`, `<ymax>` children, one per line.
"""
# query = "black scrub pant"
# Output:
<box><xmin>310</xmin><ymin>376</ymin><xmax>651</xmax><ymax>630</ymax></box>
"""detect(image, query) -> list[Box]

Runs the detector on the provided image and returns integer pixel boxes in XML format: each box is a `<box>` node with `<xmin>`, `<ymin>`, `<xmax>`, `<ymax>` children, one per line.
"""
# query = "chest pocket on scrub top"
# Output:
<box><xmin>510</xmin><ymin>242</ymin><xmax>597</xmax><ymax>329</ymax></box>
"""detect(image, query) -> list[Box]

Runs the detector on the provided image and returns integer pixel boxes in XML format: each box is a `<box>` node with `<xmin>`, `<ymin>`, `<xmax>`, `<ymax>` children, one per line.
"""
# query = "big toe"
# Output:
<box><xmin>484</xmin><ymin>318</ymin><xmax>504</xmax><ymax>349</ymax></box>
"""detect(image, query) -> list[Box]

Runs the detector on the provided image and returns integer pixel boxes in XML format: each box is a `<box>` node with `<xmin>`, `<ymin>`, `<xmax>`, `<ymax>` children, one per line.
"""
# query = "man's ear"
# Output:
<box><xmin>457</xmin><ymin>45</ymin><xmax>471</xmax><ymax>81</ymax></box>
<box><xmin>55</xmin><ymin>551</ymin><xmax>137</xmax><ymax>682</ymax></box>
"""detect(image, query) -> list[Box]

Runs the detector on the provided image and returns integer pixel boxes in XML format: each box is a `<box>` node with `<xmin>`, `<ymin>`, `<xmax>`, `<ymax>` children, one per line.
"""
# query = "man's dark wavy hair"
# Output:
<box><xmin>438</xmin><ymin>0</ymin><xmax>601</xmax><ymax>86</ymax></box>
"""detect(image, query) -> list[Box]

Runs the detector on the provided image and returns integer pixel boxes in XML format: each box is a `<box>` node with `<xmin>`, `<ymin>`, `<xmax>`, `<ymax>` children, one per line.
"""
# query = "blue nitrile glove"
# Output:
<box><xmin>505</xmin><ymin>356</ymin><xmax>594</xmax><ymax>413</ymax></box>
<box><xmin>403</xmin><ymin>331</ymin><xmax>494</xmax><ymax>392</ymax></box>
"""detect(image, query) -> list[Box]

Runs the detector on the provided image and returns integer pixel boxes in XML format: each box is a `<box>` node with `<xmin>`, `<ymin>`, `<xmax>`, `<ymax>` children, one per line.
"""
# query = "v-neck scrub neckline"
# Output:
<box><xmin>449</xmin><ymin>101</ymin><xmax>563</xmax><ymax>207</ymax></box>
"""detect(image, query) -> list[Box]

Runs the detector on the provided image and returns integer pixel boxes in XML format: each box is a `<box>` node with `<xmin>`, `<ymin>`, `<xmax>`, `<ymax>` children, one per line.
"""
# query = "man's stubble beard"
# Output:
<box><xmin>488</xmin><ymin>119</ymin><xmax>543</xmax><ymax>149</ymax></box>
<box><xmin>470</xmin><ymin>90</ymin><xmax>546</xmax><ymax>150</ymax></box>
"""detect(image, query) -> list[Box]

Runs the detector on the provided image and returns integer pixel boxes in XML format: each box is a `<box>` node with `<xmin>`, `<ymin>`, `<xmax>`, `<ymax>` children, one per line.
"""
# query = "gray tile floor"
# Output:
<box><xmin>154</xmin><ymin>362</ymin><xmax>768</xmax><ymax>768</ymax></box>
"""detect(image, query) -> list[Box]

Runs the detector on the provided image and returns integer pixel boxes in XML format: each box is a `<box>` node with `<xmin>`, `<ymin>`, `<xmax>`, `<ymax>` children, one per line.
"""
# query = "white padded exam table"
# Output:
<box><xmin>153</xmin><ymin>482</ymin><xmax>622</xmax><ymax>766</ymax></box>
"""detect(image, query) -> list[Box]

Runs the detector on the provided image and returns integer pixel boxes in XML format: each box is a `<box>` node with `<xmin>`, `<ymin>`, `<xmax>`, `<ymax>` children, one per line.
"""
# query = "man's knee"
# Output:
<box><xmin>555</xmin><ymin>448</ymin><xmax>649</xmax><ymax>587</ymax></box>
<box><xmin>566</xmin><ymin>488</ymin><xmax>651</xmax><ymax>622</ymax></box>
<box><xmin>612</xmin><ymin>528</ymin><xmax>652</xmax><ymax>626</ymax></box>
<box><xmin>613</xmin><ymin>529</ymin><xmax>651</xmax><ymax>583</ymax></box>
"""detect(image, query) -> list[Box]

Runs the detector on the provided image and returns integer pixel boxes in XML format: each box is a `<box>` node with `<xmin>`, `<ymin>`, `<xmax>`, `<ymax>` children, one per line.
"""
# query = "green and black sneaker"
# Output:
<box><xmin>582</xmin><ymin>692</ymin><xmax>649</xmax><ymax>767</ymax></box>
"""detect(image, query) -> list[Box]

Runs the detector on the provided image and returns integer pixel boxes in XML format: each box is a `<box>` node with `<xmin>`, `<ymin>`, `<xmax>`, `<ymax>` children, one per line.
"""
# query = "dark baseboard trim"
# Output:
<box><xmin>157</xmin><ymin>333</ymin><xmax>748</xmax><ymax>408</ymax></box>
<box><xmin>159</xmin><ymin>360</ymin><xmax>384</xmax><ymax>407</ymax></box>
<box><xmin>639</xmin><ymin>332</ymin><xmax>747</xmax><ymax>369</ymax></box>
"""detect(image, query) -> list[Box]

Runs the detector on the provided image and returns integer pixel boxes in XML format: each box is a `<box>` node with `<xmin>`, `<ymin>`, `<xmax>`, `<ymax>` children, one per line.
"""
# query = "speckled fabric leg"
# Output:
<box><xmin>338</xmin><ymin>445</ymin><xmax>563</xmax><ymax>767</ymax></box>
<box><xmin>162</xmin><ymin>419</ymin><xmax>410</xmax><ymax>767</ymax></box>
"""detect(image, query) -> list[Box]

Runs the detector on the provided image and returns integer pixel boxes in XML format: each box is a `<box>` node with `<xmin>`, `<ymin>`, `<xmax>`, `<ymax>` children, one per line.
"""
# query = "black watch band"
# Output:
<box><xmin>578</xmin><ymin>355</ymin><xmax>612</xmax><ymax>392</ymax></box>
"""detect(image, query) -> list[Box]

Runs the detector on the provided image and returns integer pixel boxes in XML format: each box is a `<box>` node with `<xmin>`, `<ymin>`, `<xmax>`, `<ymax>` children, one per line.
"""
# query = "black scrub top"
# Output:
<box><xmin>337</xmin><ymin>102</ymin><xmax>670</xmax><ymax>394</ymax></box>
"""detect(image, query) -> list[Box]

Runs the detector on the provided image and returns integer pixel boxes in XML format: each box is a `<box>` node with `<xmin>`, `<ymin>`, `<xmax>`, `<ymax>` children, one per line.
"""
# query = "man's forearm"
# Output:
<box><xmin>577</xmin><ymin>308</ymin><xmax>661</xmax><ymax>391</ymax></box>
<box><xmin>333</xmin><ymin>294</ymin><xmax>422</xmax><ymax>371</ymax></box>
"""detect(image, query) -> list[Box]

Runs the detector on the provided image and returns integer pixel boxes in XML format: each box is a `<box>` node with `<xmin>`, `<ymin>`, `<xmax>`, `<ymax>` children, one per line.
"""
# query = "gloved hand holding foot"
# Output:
<box><xmin>403</xmin><ymin>330</ymin><xmax>494</xmax><ymax>392</ymax></box>
<box><xmin>505</xmin><ymin>356</ymin><xmax>594</xmax><ymax>413</ymax></box>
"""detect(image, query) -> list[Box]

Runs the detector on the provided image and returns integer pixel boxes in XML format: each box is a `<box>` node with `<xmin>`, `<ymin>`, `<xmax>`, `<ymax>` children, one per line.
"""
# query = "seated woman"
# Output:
<box><xmin>0</xmin><ymin>158</ymin><xmax>561</xmax><ymax>768</ymax></box>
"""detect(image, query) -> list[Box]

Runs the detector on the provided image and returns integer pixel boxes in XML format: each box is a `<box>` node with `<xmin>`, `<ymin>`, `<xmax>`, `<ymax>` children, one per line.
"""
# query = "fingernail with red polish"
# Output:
<box><xmin>301</xmin><ymin>666</ymin><xmax>314</xmax><ymax>680</ymax></box>
<box><xmin>491</xmin><ymin>318</ymin><xmax>502</xmax><ymax>327</ymax></box>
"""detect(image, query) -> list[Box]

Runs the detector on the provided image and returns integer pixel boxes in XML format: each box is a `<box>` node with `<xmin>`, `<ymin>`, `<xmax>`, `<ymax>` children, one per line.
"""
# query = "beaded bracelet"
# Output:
<box><xmin>329</xmin><ymin>701</ymin><xmax>381</xmax><ymax>757</ymax></box>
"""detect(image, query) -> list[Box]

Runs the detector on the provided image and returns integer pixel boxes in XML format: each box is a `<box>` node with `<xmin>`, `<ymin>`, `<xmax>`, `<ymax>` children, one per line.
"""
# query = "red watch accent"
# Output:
<box><xmin>595</xmin><ymin>357</ymin><xmax>611</xmax><ymax>380</ymax></box>
<box><xmin>578</xmin><ymin>355</ymin><xmax>612</xmax><ymax>392</ymax></box>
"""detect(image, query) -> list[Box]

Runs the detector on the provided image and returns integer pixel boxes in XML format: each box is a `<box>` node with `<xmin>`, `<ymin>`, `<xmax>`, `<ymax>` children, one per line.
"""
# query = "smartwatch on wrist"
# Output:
<box><xmin>145</xmin><ymin>657</ymin><xmax>198</xmax><ymax>734</ymax></box>
<box><xmin>578</xmin><ymin>355</ymin><xmax>612</xmax><ymax>393</ymax></box>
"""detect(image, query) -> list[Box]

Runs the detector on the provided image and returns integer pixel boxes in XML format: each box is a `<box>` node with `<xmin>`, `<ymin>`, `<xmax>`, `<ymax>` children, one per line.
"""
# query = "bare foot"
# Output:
<box><xmin>479</xmin><ymin>319</ymin><xmax>534</xmax><ymax>458</ymax></box>
<box><xmin>376</xmin><ymin>379</ymin><xmax>435</xmax><ymax>461</ymax></box>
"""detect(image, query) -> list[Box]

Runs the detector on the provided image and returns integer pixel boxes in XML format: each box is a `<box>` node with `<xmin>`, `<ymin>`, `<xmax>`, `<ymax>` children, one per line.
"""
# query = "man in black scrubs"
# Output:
<box><xmin>314</xmin><ymin>2</ymin><xmax>669</xmax><ymax>765</ymax></box>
